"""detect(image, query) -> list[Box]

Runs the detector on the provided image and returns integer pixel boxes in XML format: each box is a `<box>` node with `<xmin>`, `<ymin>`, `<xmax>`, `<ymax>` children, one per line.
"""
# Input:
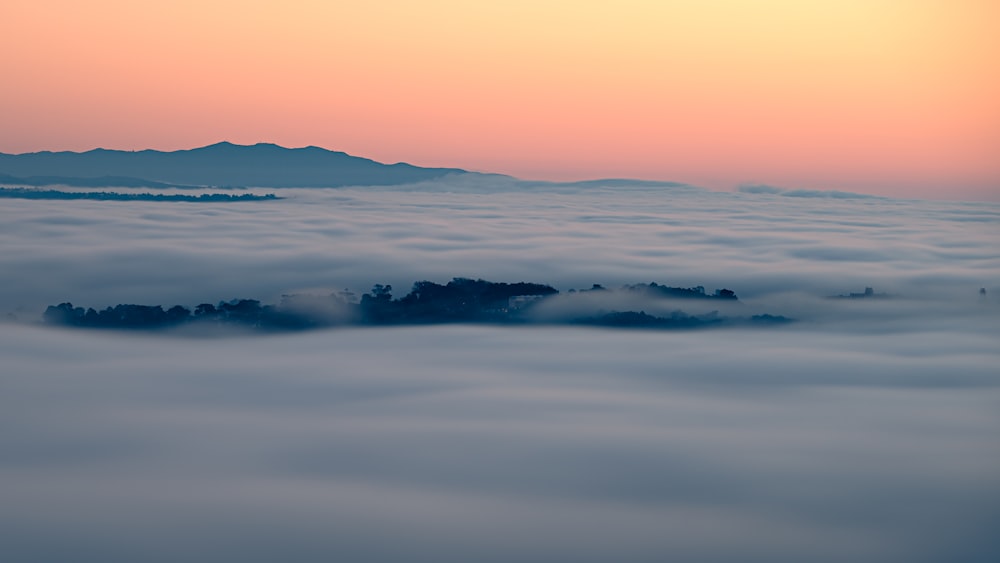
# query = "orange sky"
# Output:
<box><xmin>1</xmin><ymin>0</ymin><xmax>997</xmax><ymax>199</ymax></box>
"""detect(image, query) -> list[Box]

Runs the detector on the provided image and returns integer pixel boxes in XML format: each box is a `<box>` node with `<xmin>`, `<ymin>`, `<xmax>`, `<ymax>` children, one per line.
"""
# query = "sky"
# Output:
<box><xmin>1</xmin><ymin>0</ymin><xmax>998</xmax><ymax>199</ymax></box>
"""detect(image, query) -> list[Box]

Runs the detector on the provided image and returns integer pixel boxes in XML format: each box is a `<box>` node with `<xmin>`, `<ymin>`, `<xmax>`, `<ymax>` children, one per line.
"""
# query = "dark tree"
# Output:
<box><xmin>194</xmin><ymin>303</ymin><xmax>218</xmax><ymax>317</ymax></box>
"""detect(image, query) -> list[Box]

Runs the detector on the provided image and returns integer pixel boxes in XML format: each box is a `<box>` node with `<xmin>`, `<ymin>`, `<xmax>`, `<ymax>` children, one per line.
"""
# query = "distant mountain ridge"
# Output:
<box><xmin>0</xmin><ymin>142</ymin><xmax>469</xmax><ymax>188</ymax></box>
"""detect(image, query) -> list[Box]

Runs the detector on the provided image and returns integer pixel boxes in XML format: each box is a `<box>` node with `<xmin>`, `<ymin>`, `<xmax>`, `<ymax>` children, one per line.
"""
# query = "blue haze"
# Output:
<box><xmin>0</xmin><ymin>176</ymin><xmax>998</xmax><ymax>562</ymax></box>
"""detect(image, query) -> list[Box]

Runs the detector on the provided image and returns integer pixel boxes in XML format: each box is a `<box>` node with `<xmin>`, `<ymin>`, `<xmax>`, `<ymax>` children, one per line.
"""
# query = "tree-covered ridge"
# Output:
<box><xmin>620</xmin><ymin>282</ymin><xmax>737</xmax><ymax>299</ymax></box>
<box><xmin>360</xmin><ymin>279</ymin><xmax>558</xmax><ymax>324</ymax></box>
<box><xmin>0</xmin><ymin>187</ymin><xmax>279</xmax><ymax>202</ymax></box>
<box><xmin>43</xmin><ymin>278</ymin><xmax>788</xmax><ymax>331</ymax></box>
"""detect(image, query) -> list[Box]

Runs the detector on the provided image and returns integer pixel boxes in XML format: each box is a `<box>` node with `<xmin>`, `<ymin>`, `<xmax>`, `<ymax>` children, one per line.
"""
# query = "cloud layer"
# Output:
<box><xmin>1</xmin><ymin>177</ymin><xmax>997</xmax><ymax>321</ymax></box>
<box><xmin>1</xmin><ymin>179</ymin><xmax>998</xmax><ymax>561</ymax></box>
<box><xmin>1</xmin><ymin>323</ymin><xmax>998</xmax><ymax>563</ymax></box>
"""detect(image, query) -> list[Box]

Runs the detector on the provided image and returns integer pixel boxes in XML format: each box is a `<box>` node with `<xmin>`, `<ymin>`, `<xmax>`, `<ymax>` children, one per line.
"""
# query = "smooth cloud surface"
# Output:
<box><xmin>2</xmin><ymin>324</ymin><xmax>998</xmax><ymax>563</ymax></box>
<box><xmin>1</xmin><ymin>179</ymin><xmax>998</xmax><ymax>562</ymax></box>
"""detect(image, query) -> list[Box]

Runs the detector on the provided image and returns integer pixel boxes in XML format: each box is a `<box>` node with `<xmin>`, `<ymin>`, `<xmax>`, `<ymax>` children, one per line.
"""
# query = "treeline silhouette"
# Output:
<box><xmin>44</xmin><ymin>278</ymin><xmax>788</xmax><ymax>331</ymax></box>
<box><xmin>621</xmin><ymin>282</ymin><xmax>737</xmax><ymax>299</ymax></box>
<box><xmin>0</xmin><ymin>187</ymin><xmax>279</xmax><ymax>202</ymax></box>
<box><xmin>0</xmin><ymin>173</ymin><xmax>192</xmax><ymax>189</ymax></box>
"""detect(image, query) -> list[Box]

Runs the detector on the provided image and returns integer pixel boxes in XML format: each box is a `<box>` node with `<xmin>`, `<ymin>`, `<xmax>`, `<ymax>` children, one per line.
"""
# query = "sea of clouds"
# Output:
<box><xmin>1</xmin><ymin>178</ymin><xmax>998</xmax><ymax>562</ymax></box>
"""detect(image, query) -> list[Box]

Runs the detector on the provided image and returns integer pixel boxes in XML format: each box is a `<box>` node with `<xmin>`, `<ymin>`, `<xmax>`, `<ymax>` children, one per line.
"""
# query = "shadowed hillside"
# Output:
<box><xmin>0</xmin><ymin>142</ymin><xmax>469</xmax><ymax>188</ymax></box>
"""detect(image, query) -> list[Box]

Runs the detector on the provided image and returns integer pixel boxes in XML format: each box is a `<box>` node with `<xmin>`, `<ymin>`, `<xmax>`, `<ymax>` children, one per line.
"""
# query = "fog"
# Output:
<box><xmin>2</xmin><ymin>178</ymin><xmax>996</xmax><ymax>317</ymax></box>
<box><xmin>1</xmin><ymin>178</ymin><xmax>998</xmax><ymax>561</ymax></box>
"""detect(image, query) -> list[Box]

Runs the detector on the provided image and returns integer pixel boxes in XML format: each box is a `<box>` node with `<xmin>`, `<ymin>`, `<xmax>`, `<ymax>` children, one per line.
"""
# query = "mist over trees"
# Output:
<box><xmin>42</xmin><ymin>278</ymin><xmax>773</xmax><ymax>331</ymax></box>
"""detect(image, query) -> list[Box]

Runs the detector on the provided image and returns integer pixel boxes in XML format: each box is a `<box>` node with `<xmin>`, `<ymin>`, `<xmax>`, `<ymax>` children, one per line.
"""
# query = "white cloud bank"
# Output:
<box><xmin>0</xmin><ymin>177</ymin><xmax>998</xmax><ymax>561</ymax></box>
<box><xmin>1</xmin><ymin>324</ymin><xmax>997</xmax><ymax>562</ymax></box>
<box><xmin>0</xmin><ymin>178</ymin><xmax>996</xmax><ymax>317</ymax></box>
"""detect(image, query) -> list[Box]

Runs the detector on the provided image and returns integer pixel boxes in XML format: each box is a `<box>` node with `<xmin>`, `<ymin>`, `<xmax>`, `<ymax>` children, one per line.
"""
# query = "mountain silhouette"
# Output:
<box><xmin>0</xmin><ymin>142</ymin><xmax>469</xmax><ymax>188</ymax></box>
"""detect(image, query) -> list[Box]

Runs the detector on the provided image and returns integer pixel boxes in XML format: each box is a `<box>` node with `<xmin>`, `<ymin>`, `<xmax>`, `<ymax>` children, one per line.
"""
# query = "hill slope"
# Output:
<box><xmin>0</xmin><ymin>142</ymin><xmax>468</xmax><ymax>188</ymax></box>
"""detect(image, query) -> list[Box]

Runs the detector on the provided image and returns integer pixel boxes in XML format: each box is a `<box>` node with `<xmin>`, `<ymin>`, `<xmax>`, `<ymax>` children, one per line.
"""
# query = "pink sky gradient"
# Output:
<box><xmin>1</xmin><ymin>1</ymin><xmax>997</xmax><ymax>200</ymax></box>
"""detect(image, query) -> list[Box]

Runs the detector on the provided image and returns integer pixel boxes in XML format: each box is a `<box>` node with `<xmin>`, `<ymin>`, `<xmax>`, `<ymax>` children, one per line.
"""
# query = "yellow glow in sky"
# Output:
<box><xmin>1</xmin><ymin>0</ymin><xmax>997</xmax><ymax>198</ymax></box>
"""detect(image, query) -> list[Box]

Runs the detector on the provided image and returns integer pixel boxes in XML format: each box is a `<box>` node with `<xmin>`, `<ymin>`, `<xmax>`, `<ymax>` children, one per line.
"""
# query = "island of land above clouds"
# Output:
<box><xmin>0</xmin><ymin>142</ymin><xmax>706</xmax><ymax>193</ymax></box>
<box><xmin>42</xmin><ymin>278</ymin><xmax>784</xmax><ymax>332</ymax></box>
<box><xmin>0</xmin><ymin>142</ymin><xmax>470</xmax><ymax>189</ymax></box>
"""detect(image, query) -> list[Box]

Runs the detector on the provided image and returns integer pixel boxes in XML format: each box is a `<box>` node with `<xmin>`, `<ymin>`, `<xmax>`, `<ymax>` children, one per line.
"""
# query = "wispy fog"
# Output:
<box><xmin>1</xmin><ymin>177</ymin><xmax>996</xmax><ymax>318</ymax></box>
<box><xmin>1</xmin><ymin>178</ymin><xmax>998</xmax><ymax>561</ymax></box>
